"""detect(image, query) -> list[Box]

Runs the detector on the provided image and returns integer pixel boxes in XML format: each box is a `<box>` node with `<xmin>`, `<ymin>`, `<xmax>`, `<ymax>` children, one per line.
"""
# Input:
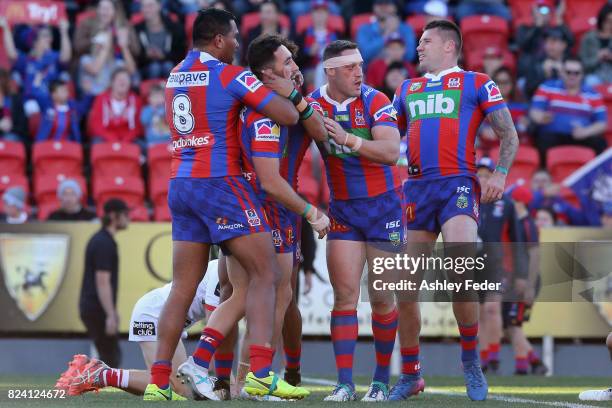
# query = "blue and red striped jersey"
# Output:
<box><xmin>309</xmin><ymin>84</ymin><xmax>401</xmax><ymax>201</ymax></box>
<box><xmin>166</xmin><ymin>50</ymin><xmax>274</xmax><ymax>178</ymax></box>
<box><xmin>393</xmin><ymin>67</ymin><xmax>507</xmax><ymax>180</ymax></box>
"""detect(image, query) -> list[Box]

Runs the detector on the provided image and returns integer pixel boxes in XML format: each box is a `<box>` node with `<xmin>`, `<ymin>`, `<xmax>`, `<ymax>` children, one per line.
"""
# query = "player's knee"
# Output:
<box><xmin>483</xmin><ymin>302</ymin><xmax>501</xmax><ymax>316</ymax></box>
<box><xmin>333</xmin><ymin>286</ymin><xmax>359</xmax><ymax>309</ymax></box>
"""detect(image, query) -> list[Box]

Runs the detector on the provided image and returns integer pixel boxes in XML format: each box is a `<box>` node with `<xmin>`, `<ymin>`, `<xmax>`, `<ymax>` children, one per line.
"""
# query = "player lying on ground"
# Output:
<box><xmin>579</xmin><ymin>332</ymin><xmax>612</xmax><ymax>401</ymax></box>
<box><xmin>178</xmin><ymin>33</ymin><xmax>329</xmax><ymax>402</ymax></box>
<box><xmin>55</xmin><ymin>260</ymin><xmax>223</xmax><ymax>400</ymax></box>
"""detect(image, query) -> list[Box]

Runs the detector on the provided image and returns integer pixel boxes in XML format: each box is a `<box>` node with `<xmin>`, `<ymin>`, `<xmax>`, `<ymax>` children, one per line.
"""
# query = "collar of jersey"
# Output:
<box><xmin>197</xmin><ymin>50</ymin><xmax>218</xmax><ymax>63</ymax></box>
<box><xmin>320</xmin><ymin>84</ymin><xmax>357</xmax><ymax>112</ymax></box>
<box><xmin>424</xmin><ymin>65</ymin><xmax>462</xmax><ymax>81</ymax></box>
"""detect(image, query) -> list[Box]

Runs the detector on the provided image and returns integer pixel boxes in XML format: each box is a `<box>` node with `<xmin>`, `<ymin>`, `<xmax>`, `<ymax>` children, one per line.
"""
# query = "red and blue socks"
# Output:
<box><xmin>331</xmin><ymin>309</ymin><xmax>358</xmax><ymax>387</ymax></box>
<box><xmin>371</xmin><ymin>308</ymin><xmax>398</xmax><ymax>384</ymax></box>
<box><xmin>250</xmin><ymin>345</ymin><xmax>274</xmax><ymax>378</ymax></box>
<box><xmin>401</xmin><ymin>346</ymin><xmax>421</xmax><ymax>376</ymax></box>
<box><xmin>528</xmin><ymin>350</ymin><xmax>541</xmax><ymax>365</ymax></box>
<box><xmin>214</xmin><ymin>353</ymin><xmax>234</xmax><ymax>382</ymax></box>
<box><xmin>193</xmin><ymin>327</ymin><xmax>224</xmax><ymax>370</ymax></box>
<box><xmin>150</xmin><ymin>360</ymin><xmax>171</xmax><ymax>389</ymax></box>
<box><xmin>488</xmin><ymin>342</ymin><xmax>500</xmax><ymax>363</ymax></box>
<box><xmin>515</xmin><ymin>356</ymin><xmax>529</xmax><ymax>374</ymax></box>
<box><xmin>284</xmin><ymin>346</ymin><xmax>301</xmax><ymax>372</ymax></box>
<box><xmin>100</xmin><ymin>368</ymin><xmax>130</xmax><ymax>389</ymax></box>
<box><xmin>480</xmin><ymin>348</ymin><xmax>490</xmax><ymax>367</ymax></box>
<box><xmin>458</xmin><ymin>323</ymin><xmax>479</xmax><ymax>362</ymax></box>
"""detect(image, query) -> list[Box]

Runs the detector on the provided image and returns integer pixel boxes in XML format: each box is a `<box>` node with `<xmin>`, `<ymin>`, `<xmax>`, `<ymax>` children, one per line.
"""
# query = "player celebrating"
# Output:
<box><xmin>309</xmin><ymin>40</ymin><xmax>404</xmax><ymax>402</ymax></box>
<box><xmin>392</xmin><ymin>20</ymin><xmax>519</xmax><ymax>401</ymax></box>
<box><xmin>146</xmin><ymin>8</ymin><xmax>306</xmax><ymax>401</ymax></box>
<box><xmin>56</xmin><ymin>260</ymin><xmax>223</xmax><ymax>400</ymax></box>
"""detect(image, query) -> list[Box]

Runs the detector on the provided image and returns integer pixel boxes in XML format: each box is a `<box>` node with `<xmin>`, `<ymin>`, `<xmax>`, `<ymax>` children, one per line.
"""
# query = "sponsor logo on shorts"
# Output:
<box><xmin>245</xmin><ymin>209</ymin><xmax>262</xmax><ymax>227</ymax></box>
<box><xmin>373</xmin><ymin>104</ymin><xmax>398</xmax><ymax>121</ymax></box>
<box><xmin>457</xmin><ymin>185</ymin><xmax>471</xmax><ymax>194</ymax></box>
<box><xmin>166</xmin><ymin>71</ymin><xmax>209</xmax><ymax>88</ymax></box>
<box><xmin>133</xmin><ymin>321</ymin><xmax>156</xmax><ymax>336</ymax></box>
<box><xmin>254</xmin><ymin>118</ymin><xmax>280</xmax><ymax>141</ymax></box>
<box><xmin>405</xmin><ymin>203</ymin><xmax>416</xmax><ymax>223</ymax></box>
<box><xmin>286</xmin><ymin>227</ymin><xmax>294</xmax><ymax>244</ymax></box>
<box><xmin>485</xmin><ymin>80</ymin><xmax>503</xmax><ymax>102</ymax></box>
<box><xmin>389</xmin><ymin>231</ymin><xmax>401</xmax><ymax>246</ymax></box>
<box><xmin>216</xmin><ymin>217</ymin><xmax>245</xmax><ymax>230</ymax></box>
<box><xmin>172</xmin><ymin>135</ymin><xmax>213</xmax><ymax>151</ymax></box>
<box><xmin>456</xmin><ymin>194</ymin><xmax>468</xmax><ymax>209</ymax></box>
<box><xmin>236</xmin><ymin>71</ymin><xmax>263</xmax><ymax>93</ymax></box>
<box><xmin>385</xmin><ymin>220</ymin><xmax>401</xmax><ymax>229</ymax></box>
<box><xmin>447</xmin><ymin>77</ymin><xmax>461</xmax><ymax>88</ymax></box>
<box><xmin>272</xmin><ymin>229</ymin><xmax>282</xmax><ymax>247</ymax></box>
<box><xmin>330</xmin><ymin>218</ymin><xmax>350</xmax><ymax>233</ymax></box>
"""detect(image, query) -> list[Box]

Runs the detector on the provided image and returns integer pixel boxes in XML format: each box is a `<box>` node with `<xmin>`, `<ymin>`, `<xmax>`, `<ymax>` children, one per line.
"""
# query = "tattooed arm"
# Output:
<box><xmin>482</xmin><ymin>107</ymin><xmax>519</xmax><ymax>203</ymax></box>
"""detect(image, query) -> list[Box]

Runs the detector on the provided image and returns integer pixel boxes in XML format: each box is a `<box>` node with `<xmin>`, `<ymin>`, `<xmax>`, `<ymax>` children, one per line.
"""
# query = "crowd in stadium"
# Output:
<box><xmin>0</xmin><ymin>0</ymin><xmax>610</xmax><ymax>225</ymax></box>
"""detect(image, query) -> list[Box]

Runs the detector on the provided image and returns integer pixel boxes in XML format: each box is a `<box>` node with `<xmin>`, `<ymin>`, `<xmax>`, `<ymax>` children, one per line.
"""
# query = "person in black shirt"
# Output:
<box><xmin>48</xmin><ymin>179</ymin><xmax>97</xmax><ymax>221</ymax></box>
<box><xmin>79</xmin><ymin>198</ymin><xmax>130</xmax><ymax>368</ymax></box>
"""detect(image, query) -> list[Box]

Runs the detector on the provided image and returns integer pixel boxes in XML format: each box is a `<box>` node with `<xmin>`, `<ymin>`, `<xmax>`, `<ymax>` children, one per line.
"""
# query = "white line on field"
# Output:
<box><xmin>302</xmin><ymin>377</ymin><xmax>601</xmax><ymax>408</ymax></box>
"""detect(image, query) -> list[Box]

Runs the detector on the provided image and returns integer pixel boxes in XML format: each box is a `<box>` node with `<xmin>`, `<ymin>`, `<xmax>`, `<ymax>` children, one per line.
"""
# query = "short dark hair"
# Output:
<box><xmin>563</xmin><ymin>56</ymin><xmax>583</xmax><ymax>67</ymax></box>
<box><xmin>247</xmin><ymin>34</ymin><xmax>298</xmax><ymax>78</ymax></box>
<box><xmin>322</xmin><ymin>40</ymin><xmax>358</xmax><ymax>61</ymax></box>
<box><xmin>423</xmin><ymin>19</ymin><xmax>462</xmax><ymax>55</ymax></box>
<box><xmin>597</xmin><ymin>3</ymin><xmax>612</xmax><ymax>31</ymax></box>
<box><xmin>192</xmin><ymin>8</ymin><xmax>236</xmax><ymax>47</ymax></box>
<box><xmin>260</xmin><ymin>0</ymin><xmax>279</xmax><ymax>12</ymax></box>
<box><xmin>537</xmin><ymin>207</ymin><xmax>557</xmax><ymax>224</ymax></box>
<box><xmin>111</xmin><ymin>66</ymin><xmax>131</xmax><ymax>82</ymax></box>
<box><xmin>49</xmin><ymin>79</ymin><xmax>69</xmax><ymax>94</ymax></box>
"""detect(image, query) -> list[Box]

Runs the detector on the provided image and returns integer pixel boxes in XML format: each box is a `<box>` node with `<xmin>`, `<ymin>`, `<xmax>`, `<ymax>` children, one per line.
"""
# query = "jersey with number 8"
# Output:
<box><xmin>165</xmin><ymin>50</ymin><xmax>275</xmax><ymax>178</ymax></box>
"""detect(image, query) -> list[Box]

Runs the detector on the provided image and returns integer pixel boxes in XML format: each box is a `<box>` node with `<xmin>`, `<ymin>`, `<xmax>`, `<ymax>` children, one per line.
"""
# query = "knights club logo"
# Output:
<box><xmin>1</xmin><ymin>234</ymin><xmax>70</xmax><ymax>321</ymax></box>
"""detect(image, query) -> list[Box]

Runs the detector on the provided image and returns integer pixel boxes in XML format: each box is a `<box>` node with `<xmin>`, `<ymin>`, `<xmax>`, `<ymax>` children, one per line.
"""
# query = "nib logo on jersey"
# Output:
<box><xmin>407</xmin><ymin>90</ymin><xmax>461</xmax><ymax>120</ymax></box>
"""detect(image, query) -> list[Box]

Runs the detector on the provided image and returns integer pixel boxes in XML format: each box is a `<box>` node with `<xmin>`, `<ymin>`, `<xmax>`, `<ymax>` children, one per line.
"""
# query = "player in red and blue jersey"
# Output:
<box><xmin>308</xmin><ymin>40</ymin><xmax>404</xmax><ymax>402</ymax></box>
<box><xmin>391</xmin><ymin>20</ymin><xmax>519</xmax><ymax>401</ymax></box>
<box><xmin>146</xmin><ymin>9</ymin><xmax>308</xmax><ymax>402</ymax></box>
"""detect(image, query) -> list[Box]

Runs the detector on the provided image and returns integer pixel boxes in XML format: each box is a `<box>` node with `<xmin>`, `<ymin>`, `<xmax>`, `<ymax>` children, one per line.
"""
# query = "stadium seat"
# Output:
<box><xmin>93</xmin><ymin>175</ymin><xmax>149</xmax><ymax>221</ymax></box>
<box><xmin>139</xmin><ymin>79</ymin><xmax>166</xmax><ymax>101</ymax></box>
<box><xmin>405</xmin><ymin>15</ymin><xmax>454</xmax><ymax>37</ymax></box>
<box><xmin>350</xmin><ymin>13</ymin><xmax>375</xmax><ymax>39</ymax></box>
<box><xmin>34</xmin><ymin>174</ymin><xmax>87</xmax><ymax>220</ymax></box>
<box><xmin>465</xmin><ymin>48</ymin><xmax>517</xmax><ymax>74</ymax></box>
<box><xmin>32</xmin><ymin>141</ymin><xmax>83</xmax><ymax>178</ymax></box>
<box><xmin>130</xmin><ymin>12</ymin><xmax>178</xmax><ymax>25</ymax></box>
<box><xmin>461</xmin><ymin>15</ymin><xmax>509</xmax><ymax>55</ymax></box>
<box><xmin>296</xmin><ymin>13</ymin><xmax>345</xmax><ymax>35</ymax></box>
<box><xmin>0</xmin><ymin>140</ymin><xmax>26</xmax><ymax>175</ymax></box>
<box><xmin>240</xmin><ymin>12</ymin><xmax>291</xmax><ymax>40</ymax></box>
<box><xmin>150</xmin><ymin>175</ymin><xmax>170</xmax><ymax>221</ymax></box>
<box><xmin>490</xmin><ymin>145</ymin><xmax>540</xmax><ymax>186</ymax></box>
<box><xmin>547</xmin><ymin>146</ymin><xmax>596</xmax><ymax>182</ymax></box>
<box><xmin>508</xmin><ymin>0</ymin><xmax>536</xmax><ymax>32</ymax></box>
<box><xmin>91</xmin><ymin>142</ymin><xmax>141</xmax><ymax>180</ymax></box>
<box><xmin>148</xmin><ymin>143</ymin><xmax>172</xmax><ymax>190</ymax></box>
<box><xmin>0</xmin><ymin>174</ymin><xmax>29</xmax><ymax>197</ymax></box>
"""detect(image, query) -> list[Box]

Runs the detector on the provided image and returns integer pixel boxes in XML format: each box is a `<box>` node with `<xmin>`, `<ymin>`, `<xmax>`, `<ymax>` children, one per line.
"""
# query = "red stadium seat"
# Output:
<box><xmin>405</xmin><ymin>15</ymin><xmax>454</xmax><ymax>37</ymax></box>
<box><xmin>150</xmin><ymin>174</ymin><xmax>170</xmax><ymax>221</ymax></box>
<box><xmin>547</xmin><ymin>146</ymin><xmax>596</xmax><ymax>182</ymax></box>
<box><xmin>34</xmin><ymin>174</ymin><xmax>87</xmax><ymax>220</ymax></box>
<box><xmin>491</xmin><ymin>145</ymin><xmax>540</xmax><ymax>186</ymax></box>
<box><xmin>508</xmin><ymin>0</ymin><xmax>535</xmax><ymax>31</ymax></box>
<box><xmin>130</xmin><ymin>12</ymin><xmax>178</xmax><ymax>25</ymax></box>
<box><xmin>461</xmin><ymin>15</ymin><xmax>510</xmax><ymax>55</ymax></box>
<box><xmin>148</xmin><ymin>143</ymin><xmax>172</xmax><ymax>187</ymax></box>
<box><xmin>350</xmin><ymin>13</ymin><xmax>375</xmax><ymax>39</ymax></box>
<box><xmin>240</xmin><ymin>12</ymin><xmax>291</xmax><ymax>40</ymax></box>
<box><xmin>0</xmin><ymin>174</ymin><xmax>29</xmax><ymax>197</ymax></box>
<box><xmin>32</xmin><ymin>141</ymin><xmax>83</xmax><ymax>178</ymax></box>
<box><xmin>465</xmin><ymin>48</ymin><xmax>517</xmax><ymax>74</ymax></box>
<box><xmin>0</xmin><ymin>140</ymin><xmax>26</xmax><ymax>175</ymax></box>
<box><xmin>91</xmin><ymin>142</ymin><xmax>141</xmax><ymax>180</ymax></box>
<box><xmin>296</xmin><ymin>13</ymin><xmax>345</xmax><ymax>35</ymax></box>
<box><xmin>140</xmin><ymin>79</ymin><xmax>166</xmax><ymax>102</ymax></box>
<box><xmin>94</xmin><ymin>175</ymin><xmax>149</xmax><ymax>221</ymax></box>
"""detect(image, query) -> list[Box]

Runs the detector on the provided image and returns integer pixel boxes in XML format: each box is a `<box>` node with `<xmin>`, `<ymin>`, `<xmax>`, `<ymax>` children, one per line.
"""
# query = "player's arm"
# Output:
<box><xmin>258</xmin><ymin>96</ymin><xmax>300</xmax><ymax>126</ymax></box>
<box><xmin>95</xmin><ymin>270</ymin><xmax>118</xmax><ymax>335</ymax></box>
<box><xmin>299</xmin><ymin>97</ymin><xmax>327</xmax><ymax>142</ymax></box>
<box><xmin>253</xmin><ymin>157</ymin><xmax>330</xmax><ymax>238</ymax></box>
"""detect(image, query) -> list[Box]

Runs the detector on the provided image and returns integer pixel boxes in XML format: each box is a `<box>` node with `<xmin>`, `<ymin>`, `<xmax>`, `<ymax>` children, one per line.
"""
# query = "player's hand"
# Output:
<box><xmin>291</xmin><ymin>71</ymin><xmax>304</xmax><ymax>89</ymax></box>
<box><xmin>261</xmin><ymin>69</ymin><xmax>295</xmax><ymax>98</ymax></box>
<box><xmin>323</xmin><ymin>117</ymin><xmax>349</xmax><ymax>145</ymax></box>
<box><xmin>307</xmin><ymin>206</ymin><xmax>330</xmax><ymax>238</ymax></box>
<box><xmin>303</xmin><ymin>270</ymin><xmax>313</xmax><ymax>295</ymax></box>
<box><xmin>481</xmin><ymin>171</ymin><xmax>505</xmax><ymax>203</ymax></box>
<box><xmin>105</xmin><ymin>313</ymin><xmax>119</xmax><ymax>336</ymax></box>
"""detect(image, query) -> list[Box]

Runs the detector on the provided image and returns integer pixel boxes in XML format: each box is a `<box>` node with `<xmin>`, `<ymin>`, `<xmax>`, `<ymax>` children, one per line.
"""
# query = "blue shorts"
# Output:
<box><xmin>169</xmin><ymin>177</ymin><xmax>269</xmax><ymax>244</ymax></box>
<box><xmin>262</xmin><ymin>199</ymin><xmax>298</xmax><ymax>255</ymax></box>
<box><xmin>403</xmin><ymin>176</ymin><xmax>480</xmax><ymax>234</ymax></box>
<box><xmin>328</xmin><ymin>187</ymin><xmax>406</xmax><ymax>248</ymax></box>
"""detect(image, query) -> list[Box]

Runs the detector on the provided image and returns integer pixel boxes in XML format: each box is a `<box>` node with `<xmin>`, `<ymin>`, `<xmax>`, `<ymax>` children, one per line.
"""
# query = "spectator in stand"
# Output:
<box><xmin>48</xmin><ymin>179</ymin><xmax>97</xmax><ymax>221</ymax></box>
<box><xmin>481</xmin><ymin>46</ymin><xmax>505</xmax><ymax>78</ymax></box>
<box><xmin>1</xmin><ymin>187</ymin><xmax>28</xmax><ymax>224</ymax></box>
<box><xmin>88</xmin><ymin>68</ymin><xmax>143</xmax><ymax>144</ymax></box>
<box><xmin>74</xmin><ymin>0</ymin><xmax>140</xmax><ymax>61</ymax></box>
<box><xmin>78</xmin><ymin>26</ymin><xmax>139</xmax><ymax>97</ymax></box>
<box><xmin>135</xmin><ymin>0</ymin><xmax>187</xmax><ymax>79</ymax></box>
<box><xmin>0</xmin><ymin>17</ymin><xmax>71</xmax><ymax>116</ymax></box>
<box><xmin>0</xmin><ymin>69</ymin><xmax>27</xmax><ymax>142</ymax></box>
<box><xmin>141</xmin><ymin>83</ymin><xmax>170</xmax><ymax>146</ymax></box>
<box><xmin>381</xmin><ymin>61</ymin><xmax>409</xmax><ymax>100</ymax></box>
<box><xmin>34</xmin><ymin>80</ymin><xmax>82</xmax><ymax>143</ymax></box>
<box><xmin>478</xmin><ymin>67</ymin><xmax>531</xmax><ymax>150</ymax></box>
<box><xmin>356</xmin><ymin>0</ymin><xmax>416</xmax><ymax>65</ymax></box>
<box><xmin>243</xmin><ymin>1</ymin><xmax>289</xmax><ymax>63</ymax></box>
<box><xmin>366</xmin><ymin>33</ymin><xmax>416</xmax><ymax>89</ymax></box>
<box><xmin>299</xmin><ymin>0</ymin><xmax>339</xmax><ymax>88</ymax></box>
<box><xmin>528</xmin><ymin>169</ymin><xmax>587</xmax><ymax>225</ymax></box>
<box><xmin>288</xmin><ymin>0</ymin><xmax>340</xmax><ymax>23</ymax></box>
<box><xmin>517</xmin><ymin>0</ymin><xmax>573</xmax><ymax>96</ymax></box>
<box><xmin>455</xmin><ymin>0</ymin><xmax>511</xmax><ymax>22</ymax></box>
<box><xmin>579</xmin><ymin>3</ymin><xmax>612</xmax><ymax>87</ymax></box>
<box><xmin>535</xmin><ymin>206</ymin><xmax>557</xmax><ymax>227</ymax></box>
<box><xmin>233</xmin><ymin>0</ymin><xmax>287</xmax><ymax>17</ymax></box>
<box><xmin>530</xmin><ymin>57</ymin><xmax>607</xmax><ymax>166</ymax></box>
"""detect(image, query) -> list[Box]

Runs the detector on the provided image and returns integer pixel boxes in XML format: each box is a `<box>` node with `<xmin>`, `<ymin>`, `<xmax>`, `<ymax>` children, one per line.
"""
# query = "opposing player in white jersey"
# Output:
<box><xmin>55</xmin><ymin>260</ymin><xmax>222</xmax><ymax>400</ymax></box>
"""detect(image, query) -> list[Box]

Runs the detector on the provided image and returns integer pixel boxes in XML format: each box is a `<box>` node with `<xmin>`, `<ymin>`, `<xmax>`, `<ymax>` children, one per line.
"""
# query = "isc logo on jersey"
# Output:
<box><xmin>166</xmin><ymin>71</ymin><xmax>209</xmax><ymax>88</ymax></box>
<box><xmin>407</xmin><ymin>90</ymin><xmax>461</xmax><ymax>120</ymax></box>
<box><xmin>254</xmin><ymin>118</ymin><xmax>280</xmax><ymax>141</ymax></box>
<box><xmin>237</xmin><ymin>71</ymin><xmax>263</xmax><ymax>93</ymax></box>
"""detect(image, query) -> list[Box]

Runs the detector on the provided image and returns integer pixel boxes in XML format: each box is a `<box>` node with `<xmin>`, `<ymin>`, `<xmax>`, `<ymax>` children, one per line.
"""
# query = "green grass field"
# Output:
<box><xmin>0</xmin><ymin>375</ymin><xmax>610</xmax><ymax>407</ymax></box>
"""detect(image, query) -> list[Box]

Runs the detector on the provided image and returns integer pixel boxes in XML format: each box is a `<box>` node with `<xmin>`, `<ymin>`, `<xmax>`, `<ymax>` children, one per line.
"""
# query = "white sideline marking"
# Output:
<box><xmin>302</xmin><ymin>377</ymin><xmax>600</xmax><ymax>408</ymax></box>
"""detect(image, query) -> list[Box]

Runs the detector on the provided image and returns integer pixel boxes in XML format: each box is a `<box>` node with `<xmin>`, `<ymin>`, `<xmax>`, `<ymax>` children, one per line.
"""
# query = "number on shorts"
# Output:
<box><xmin>172</xmin><ymin>94</ymin><xmax>195</xmax><ymax>134</ymax></box>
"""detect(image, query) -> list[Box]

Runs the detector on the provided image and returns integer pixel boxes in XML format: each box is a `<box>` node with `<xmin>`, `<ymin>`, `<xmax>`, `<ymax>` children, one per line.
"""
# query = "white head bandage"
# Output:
<box><xmin>323</xmin><ymin>50</ymin><xmax>364</xmax><ymax>69</ymax></box>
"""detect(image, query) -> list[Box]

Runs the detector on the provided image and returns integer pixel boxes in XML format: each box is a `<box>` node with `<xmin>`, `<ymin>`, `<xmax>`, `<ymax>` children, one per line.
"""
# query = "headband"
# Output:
<box><xmin>323</xmin><ymin>51</ymin><xmax>364</xmax><ymax>69</ymax></box>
